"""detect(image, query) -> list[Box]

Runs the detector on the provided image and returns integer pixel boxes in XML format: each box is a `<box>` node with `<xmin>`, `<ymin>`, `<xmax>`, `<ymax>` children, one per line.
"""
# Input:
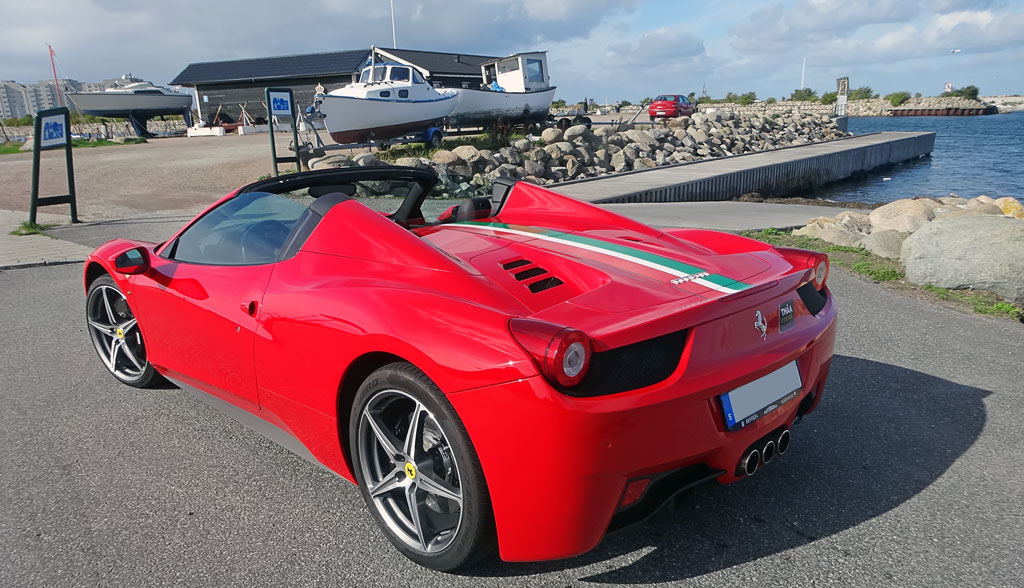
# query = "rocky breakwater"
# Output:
<box><xmin>793</xmin><ymin>195</ymin><xmax>1024</xmax><ymax>304</ymax></box>
<box><xmin>310</xmin><ymin>110</ymin><xmax>848</xmax><ymax>199</ymax></box>
<box><xmin>699</xmin><ymin>96</ymin><xmax>997</xmax><ymax>117</ymax></box>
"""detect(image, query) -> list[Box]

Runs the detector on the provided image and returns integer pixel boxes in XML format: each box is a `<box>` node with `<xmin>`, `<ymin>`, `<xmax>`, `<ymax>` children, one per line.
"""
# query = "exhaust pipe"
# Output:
<box><xmin>777</xmin><ymin>429</ymin><xmax>791</xmax><ymax>456</ymax></box>
<box><xmin>740</xmin><ymin>449</ymin><xmax>760</xmax><ymax>477</ymax></box>
<box><xmin>761</xmin><ymin>440</ymin><xmax>776</xmax><ymax>465</ymax></box>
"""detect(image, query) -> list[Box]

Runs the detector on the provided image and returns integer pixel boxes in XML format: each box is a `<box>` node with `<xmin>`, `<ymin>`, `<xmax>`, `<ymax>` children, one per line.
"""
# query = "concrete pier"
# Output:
<box><xmin>554</xmin><ymin>131</ymin><xmax>935</xmax><ymax>204</ymax></box>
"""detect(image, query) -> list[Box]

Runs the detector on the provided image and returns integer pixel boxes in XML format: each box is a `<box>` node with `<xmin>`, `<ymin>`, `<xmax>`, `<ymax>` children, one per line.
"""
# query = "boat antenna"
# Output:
<box><xmin>390</xmin><ymin>0</ymin><xmax>397</xmax><ymax>49</ymax></box>
<box><xmin>48</xmin><ymin>43</ymin><xmax>63</xmax><ymax>106</ymax></box>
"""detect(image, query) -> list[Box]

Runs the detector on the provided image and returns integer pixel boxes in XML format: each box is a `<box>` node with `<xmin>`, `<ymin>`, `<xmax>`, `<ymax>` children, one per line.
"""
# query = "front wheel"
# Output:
<box><xmin>350</xmin><ymin>363</ymin><xmax>495</xmax><ymax>571</ymax></box>
<box><xmin>85</xmin><ymin>274</ymin><xmax>161</xmax><ymax>388</ymax></box>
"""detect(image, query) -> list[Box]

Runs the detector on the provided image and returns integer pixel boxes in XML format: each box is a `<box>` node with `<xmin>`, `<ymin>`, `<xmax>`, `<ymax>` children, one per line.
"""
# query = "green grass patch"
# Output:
<box><xmin>10</xmin><ymin>221</ymin><xmax>57</xmax><ymax>236</ymax></box>
<box><xmin>921</xmin><ymin>285</ymin><xmax>1024</xmax><ymax>322</ymax></box>
<box><xmin>742</xmin><ymin>228</ymin><xmax>1023</xmax><ymax>323</ymax></box>
<box><xmin>0</xmin><ymin>141</ymin><xmax>23</xmax><ymax>154</ymax></box>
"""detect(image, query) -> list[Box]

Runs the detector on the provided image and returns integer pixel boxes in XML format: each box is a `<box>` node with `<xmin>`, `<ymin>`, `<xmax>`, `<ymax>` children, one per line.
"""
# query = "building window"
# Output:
<box><xmin>526</xmin><ymin>59</ymin><xmax>544</xmax><ymax>83</ymax></box>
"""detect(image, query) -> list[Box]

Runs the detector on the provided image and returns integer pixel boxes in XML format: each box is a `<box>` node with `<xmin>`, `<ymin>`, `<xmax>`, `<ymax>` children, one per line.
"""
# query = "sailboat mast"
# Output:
<box><xmin>49</xmin><ymin>44</ymin><xmax>63</xmax><ymax>106</ymax></box>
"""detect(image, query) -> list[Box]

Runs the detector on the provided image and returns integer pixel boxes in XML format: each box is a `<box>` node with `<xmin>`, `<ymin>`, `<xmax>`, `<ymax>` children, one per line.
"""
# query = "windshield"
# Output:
<box><xmin>389</xmin><ymin>67</ymin><xmax>410</xmax><ymax>81</ymax></box>
<box><xmin>359</xmin><ymin>66</ymin><xmax>387</xmax><ymax>83</ymax></box>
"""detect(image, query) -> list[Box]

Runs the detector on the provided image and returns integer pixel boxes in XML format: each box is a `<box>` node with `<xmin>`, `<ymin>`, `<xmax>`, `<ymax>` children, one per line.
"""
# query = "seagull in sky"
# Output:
<box><xmin>950</xmin><ymin>49</ymin><xmax>962</xmax><ymax>53</ymax></box>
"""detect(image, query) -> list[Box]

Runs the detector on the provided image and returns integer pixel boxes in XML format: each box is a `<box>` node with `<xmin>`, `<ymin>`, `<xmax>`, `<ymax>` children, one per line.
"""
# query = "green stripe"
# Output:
<box><xmin>460</xmin><ymin>221</ymin><xmax>752</xmax><ymax>289</ymax></box>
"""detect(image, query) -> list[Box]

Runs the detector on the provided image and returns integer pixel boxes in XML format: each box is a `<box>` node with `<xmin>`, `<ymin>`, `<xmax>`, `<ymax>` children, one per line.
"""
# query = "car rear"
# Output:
<box><xmin>649</xmin><ymin>95</ymin><xmax>683</xmax><ymax>119</ymax></box>
<box><xmin>446</xmin><ymin>250</ymin><xmax>837</xmax><ymax>562</ymax></box>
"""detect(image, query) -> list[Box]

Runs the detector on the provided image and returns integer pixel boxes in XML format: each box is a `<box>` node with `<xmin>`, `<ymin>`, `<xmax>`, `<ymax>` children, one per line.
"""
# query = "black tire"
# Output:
<box><xmin>350</xmin><ymin>362</ymin><xmax>496</xmax><ymax>571</ymax></box>
<box><xmin>85</xmin><ymin>274</ymin><xmax>162</xmax><ymax>388</ymax></box>
<box><xmin>429</xmin><ymin>131</ymin><xmax>443</xmax><ymax>149</ymax></box>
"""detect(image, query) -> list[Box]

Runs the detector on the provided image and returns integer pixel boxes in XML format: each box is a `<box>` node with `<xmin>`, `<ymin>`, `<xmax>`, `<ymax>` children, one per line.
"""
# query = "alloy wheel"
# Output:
<box><xmin>357</xmin><ymin>388</ymin><xmax>464</xmax><ymax>554</ymax></box>
<box><xmin>86</xmin><ymin>284</ymin><xmax>148</xmax><ymax>382</ymax></box>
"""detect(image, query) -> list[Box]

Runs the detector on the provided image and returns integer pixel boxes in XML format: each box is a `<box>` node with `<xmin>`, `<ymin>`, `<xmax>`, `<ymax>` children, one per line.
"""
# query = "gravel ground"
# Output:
<box><xmin>0</xmin><ymin>249</ymin><xmax>1022</xmax><ymax>586</ymax></box>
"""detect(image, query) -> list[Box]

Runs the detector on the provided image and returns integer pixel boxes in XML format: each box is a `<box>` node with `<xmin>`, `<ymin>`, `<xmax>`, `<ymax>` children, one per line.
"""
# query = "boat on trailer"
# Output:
<box><xmin>446</xmin><ymin>52</ymin><xmax>556</xmax><ymax>128</ymax></box>
<box><xmin>318</xmin><ymin>54</ymin><xmax>456</xmax><ymax>145</ymax></box>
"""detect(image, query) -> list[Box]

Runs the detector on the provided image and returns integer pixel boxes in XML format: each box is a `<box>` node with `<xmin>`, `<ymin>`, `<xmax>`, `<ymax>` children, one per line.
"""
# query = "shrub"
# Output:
<box><xmin>619</xmin><ymin>99</ymin><xmax>632</xmax><ymax>107</ymax></box>
<box><xmin>551</xmin><ymin>99</ymin><xmax>567</xmax><ymax>109</ymax></box>
<box><xmin>885</xmin><ymin>91</ymin><xmax>911</xmax><ymax>107</ymax></box>
<box><xmin>737</xmin><ymin>92</ymin><xmax>757</xmax><ymax>105</ymax></box>
<box><xmin>941</xmin><ymin>85</ymin><xmax>980</xmax><ymax>100</ymax></box>
<box><xmin>789</xmin><ymin>88</ymin><xmax>819</xmax><ymax>101</ymax></box>
<box><xmin>820</xmin><ymin>91</ymin><xmax>838</xmax><ymax>105</ymax></box>
<box><xmin>765</xmin><ymin>97</ymin><xmax>776</xmax><ymax>105</ymax></box>
<box><xmin>848</xmin><ymin>86</ymin><xmax>875</xmax><ymax>100</ymax></box>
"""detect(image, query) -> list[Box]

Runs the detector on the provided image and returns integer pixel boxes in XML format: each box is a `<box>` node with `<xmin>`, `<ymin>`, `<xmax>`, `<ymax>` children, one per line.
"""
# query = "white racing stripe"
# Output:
<box><xmin>454</xmin><ymin>223</ymin><xmax>745</xmax><ymax>294</ymax></box>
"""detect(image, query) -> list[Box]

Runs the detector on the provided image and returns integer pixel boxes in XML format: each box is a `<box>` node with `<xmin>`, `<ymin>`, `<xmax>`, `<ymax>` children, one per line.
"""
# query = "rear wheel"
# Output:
<box><xmin>429</xmin><ymin>131</ymin><xmax>443</xmax><ymax>149</ymax></box>
<box><xmin>85</xmin><ymin>274</ymin><xmax>160</xmax><ymax>388</ymax></box>
<box><xmin>350</xmin><ymin>363</ymin><xmax>495</xmax><ymax>571</ymax></box>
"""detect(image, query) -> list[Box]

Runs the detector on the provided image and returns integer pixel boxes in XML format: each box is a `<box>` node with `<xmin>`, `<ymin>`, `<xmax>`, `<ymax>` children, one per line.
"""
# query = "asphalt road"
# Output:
<box><xmin>2</xmin><ymin>240</ymin><xmax>1022</xmax><ymax>586</ymax></box>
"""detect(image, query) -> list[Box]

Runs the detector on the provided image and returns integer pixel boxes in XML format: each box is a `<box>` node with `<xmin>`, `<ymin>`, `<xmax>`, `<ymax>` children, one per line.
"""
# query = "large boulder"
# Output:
<box><xmin>563</xmin><ymin>124</ymin><xmax>590</xmax><ymax>143</ymax></box>
<box><xmin>624</xmin><ymin>129</ymin><xmax>658</xmax><ymax>150</ymax></box>
<box><xmin>451</xmin><ymin>144</ymin><xmax>481</xmax><ymax>163</ymax></box>
<box><xmin>940</xmin><ymin>204</ymin><xmax>1004</xmax><ymax>219</ymax></box>
<box><xmin>431</xmin><ymin>149</ymin><xmax>462</xmax><ymax>165</ymax></box>
<box><xmin>995</xmin><ymin>196</ymin><xmax>1024</xmax><ymax>220</ymax></box>
<box><xmin>860</xmin><ymin>229</ymin><xmax>909</xmax><ymax>260</ymax></box>
<box><xmin>819</xmin><ymin>224</ymin><xmax>863</xmax><ymax>248</ymax></box>
<box><xmin>541</xmin><ymin>127</ymin><xmax>563</xmax><ymax>144</ymax></box>
<box><xmin>900</xmin><ymin>215</ymin><xmax>1024</xmax><ymax>304</ymax></box>
<box><xmin>868</xmin><ymin>198</ymin><xmax>936</xmax><ymax>233</ymax></box>
<box><xmin>309</xmin><ymin>154</ymin><xmax>355</xmax><ymax>170</ymax></box>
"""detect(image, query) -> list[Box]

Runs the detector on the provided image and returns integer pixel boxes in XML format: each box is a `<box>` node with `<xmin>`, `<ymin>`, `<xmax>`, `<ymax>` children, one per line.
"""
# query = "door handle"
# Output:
<box><xmin>241</xmin><ymin>301</ymin><xmax>257</xmax><ymax>316</ymax></box>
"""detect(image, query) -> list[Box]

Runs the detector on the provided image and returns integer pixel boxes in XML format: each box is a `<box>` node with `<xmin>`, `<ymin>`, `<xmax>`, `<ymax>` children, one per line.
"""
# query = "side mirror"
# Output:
<box><xmin>113</xmin><ymin>247</ymin><xmax>150</xmax><ymax>274</ymax></box>
<box><xmin>437</xmin><ymin>204</ymin><xmax>458</xmax><ymax>223</ymax></box>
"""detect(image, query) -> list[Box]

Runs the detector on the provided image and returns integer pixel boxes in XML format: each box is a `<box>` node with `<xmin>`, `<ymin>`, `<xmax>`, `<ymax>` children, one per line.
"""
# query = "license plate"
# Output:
<box><xmin>719</xmin><ymin>362</ymin><xmax>802</xmax><ymax>431</ymax></box>
<box><xmin>656</xmin><ymin>111</ymin><xmax>666</xmax><ymax>115</ymax></box>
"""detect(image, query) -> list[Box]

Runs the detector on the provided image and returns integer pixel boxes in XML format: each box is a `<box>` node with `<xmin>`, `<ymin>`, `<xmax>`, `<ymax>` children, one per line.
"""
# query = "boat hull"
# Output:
<box><xmin>66</xmin><ymin>92</ymin><xmax>193</xmax><ymax>117</ymax></box>
<box><xmin>448</xmin><ymin>87</ymin><xmax>556</xmax><ymax>127</ymax></box>
<box><xmin>320</xmin><ymin>93</ymin><xmax>456</xmax><ymax>144</ymax></box>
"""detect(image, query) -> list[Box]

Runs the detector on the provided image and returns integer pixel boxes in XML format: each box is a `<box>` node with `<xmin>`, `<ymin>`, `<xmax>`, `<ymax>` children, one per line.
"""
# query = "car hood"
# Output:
<box><xmin>419</xmin><ymin>222</ymin><xmax>772</xmax><ymax>315</ymax></box>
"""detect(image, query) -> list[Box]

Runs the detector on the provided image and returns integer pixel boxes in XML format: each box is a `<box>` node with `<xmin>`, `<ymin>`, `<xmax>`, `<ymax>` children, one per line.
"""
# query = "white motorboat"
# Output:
<box><xmin>66</xmin><ymin>74</ymin><xmax>193</xmax><ymax>117</ymax></box>
<box><xmin>447</xmin><ymin>52</ymin><xmax>556</xmax><ymax>127</ymax></box>
<box><xmin>318</xmin><ymin>60</ymin><xmax>456</xmax><ymax>144</ymax></box>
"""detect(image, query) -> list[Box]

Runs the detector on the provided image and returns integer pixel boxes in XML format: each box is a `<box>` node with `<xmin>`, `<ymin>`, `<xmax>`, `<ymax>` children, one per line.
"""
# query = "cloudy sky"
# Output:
<box><xmin>2</xmin><ymin>0</ymin><xmax>1022</xmax><ymax>101</ymax></box>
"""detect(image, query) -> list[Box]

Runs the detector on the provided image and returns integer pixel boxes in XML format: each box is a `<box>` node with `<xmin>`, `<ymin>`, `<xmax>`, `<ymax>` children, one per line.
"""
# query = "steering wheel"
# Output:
<box><xmin>239</xmin><ymin>220</ymin><xmax>292</xmax><ymax>264</ymax></box>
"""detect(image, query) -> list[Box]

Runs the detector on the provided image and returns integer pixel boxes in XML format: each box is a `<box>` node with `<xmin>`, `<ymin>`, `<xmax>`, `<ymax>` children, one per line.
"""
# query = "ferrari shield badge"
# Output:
<box><xmin>754</xmin><ymin>310</ymin><xmax>767</xmax><ymax>341</ymax></box>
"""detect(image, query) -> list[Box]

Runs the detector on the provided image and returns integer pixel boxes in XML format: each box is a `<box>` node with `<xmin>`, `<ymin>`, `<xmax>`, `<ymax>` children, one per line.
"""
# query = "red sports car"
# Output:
<box><xmin>84</xmin><ymin>167</ymin><xmax>836</xmax><ymax>571</ymax></box>
<box><xmin>648</xmin><ymin>94</ymin><xmax>696</xmax><ymax>121</ymax></box>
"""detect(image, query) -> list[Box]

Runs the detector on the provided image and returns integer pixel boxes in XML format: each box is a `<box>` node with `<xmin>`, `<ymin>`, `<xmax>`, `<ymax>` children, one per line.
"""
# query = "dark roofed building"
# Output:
<box><xmin>171</xmin><ymin>47</ymin><xmax>496</xmax><ymax>125</ymax></box>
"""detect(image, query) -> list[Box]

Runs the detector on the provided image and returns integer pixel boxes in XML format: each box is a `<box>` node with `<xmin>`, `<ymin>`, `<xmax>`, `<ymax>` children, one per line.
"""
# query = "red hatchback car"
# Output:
<box><xmin>84</xmin><ymin>167</ymin><xmax>836</xmax><ymax>571</ymax></box>
<box><xmin>648</xmin><ymin>94</ymin><xmax>696</xmax><ymax>121</ymax></box>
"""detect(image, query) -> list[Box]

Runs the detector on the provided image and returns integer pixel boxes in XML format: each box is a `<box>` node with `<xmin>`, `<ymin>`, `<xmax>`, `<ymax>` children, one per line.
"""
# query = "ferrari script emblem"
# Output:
<box><xmin>404</xmin><ymin>462</ymin><xmax>417</xmax><ymax>479</ymax></box>
<box><xmin>754</xmin><ymin>311</ymin><xmax>767</xmax><ymax>341</ymax></box>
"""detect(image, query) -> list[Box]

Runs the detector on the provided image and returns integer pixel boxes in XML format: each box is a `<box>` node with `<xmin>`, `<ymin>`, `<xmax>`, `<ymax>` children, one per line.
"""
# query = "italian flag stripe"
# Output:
<box><xmin>454</xmin><ymin>222</ymin><xmax>752</xmax><ymax>294</ymax></box>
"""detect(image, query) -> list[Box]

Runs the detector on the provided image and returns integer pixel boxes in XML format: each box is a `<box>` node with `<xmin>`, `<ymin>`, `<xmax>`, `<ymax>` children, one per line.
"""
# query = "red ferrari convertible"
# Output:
<box><xmin>84</xmin><ymin>167</ymin><xmax>836</xmax><ymax>571</ymax></box>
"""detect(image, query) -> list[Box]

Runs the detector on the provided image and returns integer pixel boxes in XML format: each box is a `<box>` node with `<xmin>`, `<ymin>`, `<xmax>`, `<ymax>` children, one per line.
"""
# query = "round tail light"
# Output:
<box><xmin>508</xmin><ymin>318</ymin><xmax>592</xmax><ymax>388</ymax></box>
<box><xmin>812</xmin><ymin>254</ymin><xmax>830</xmax><ymax>290</ymax></box>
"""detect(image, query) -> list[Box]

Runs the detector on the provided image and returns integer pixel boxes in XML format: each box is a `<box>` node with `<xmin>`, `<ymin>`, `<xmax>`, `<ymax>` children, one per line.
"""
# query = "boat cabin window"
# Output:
<box><xmin>399</xmin><ymin>89</ymin><xmax>409</xmax><ymax>98</ymax></box>
<box><xmin>412</xmin><ymin>70</ymin><xmax>425</xmax><ymax>84</ymax></box>
<box><xmin>389</xmin><ymin>67</ymin><xmax>410</xmax><ymax>82</ymax></box>
<box><xmin>526</xmin><ymin>59</ymin><xmax>545</xmax><ymax>83</ymax></box>
<box><xmin>379</xmin><ymin>90</ymin><xmax>391</xmax><ymax>98</ymax></box>
<box><xmin>497</xmin><ymin>59</ymin><xmax>519</xmax><ymax>74</ymax></box>
<box><xmin>359</xmin><ymin>66</ymin><xmax>387</xmax><ymax>83</ymax></box>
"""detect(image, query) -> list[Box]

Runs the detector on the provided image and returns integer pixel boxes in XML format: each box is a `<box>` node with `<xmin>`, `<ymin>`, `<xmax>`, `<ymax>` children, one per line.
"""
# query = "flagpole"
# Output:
<box><xmin>49</xmin><ymin>44</ymin><xmax>63</xmax><ymax>106</ymax></box>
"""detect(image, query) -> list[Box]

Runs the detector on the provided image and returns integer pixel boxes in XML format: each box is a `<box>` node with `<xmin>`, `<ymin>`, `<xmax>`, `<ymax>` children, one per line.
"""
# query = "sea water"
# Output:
<box><xmin>806</xmin><ymin>111</ymin><xmax>1024</xmax><ymax>203</ymax></box>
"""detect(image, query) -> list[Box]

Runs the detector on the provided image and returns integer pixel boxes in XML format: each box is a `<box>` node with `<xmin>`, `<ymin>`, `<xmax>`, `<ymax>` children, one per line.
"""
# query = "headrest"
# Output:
<box><xmin>456</xmin><ymin>197</ymin><xmax>492</xmax><ymax>222</ymax></box>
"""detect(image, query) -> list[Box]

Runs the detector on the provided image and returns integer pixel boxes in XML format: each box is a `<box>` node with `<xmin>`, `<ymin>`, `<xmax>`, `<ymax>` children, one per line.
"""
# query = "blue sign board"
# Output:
<box><xmin>39</xmin><ymin>114</ymin><xmax>67</xmax><ymax>148</ymax></box>
<box><xmin>268</xmin><ymin>91</ymin><xmax>292</xmax><ymax>117</ymax></box>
